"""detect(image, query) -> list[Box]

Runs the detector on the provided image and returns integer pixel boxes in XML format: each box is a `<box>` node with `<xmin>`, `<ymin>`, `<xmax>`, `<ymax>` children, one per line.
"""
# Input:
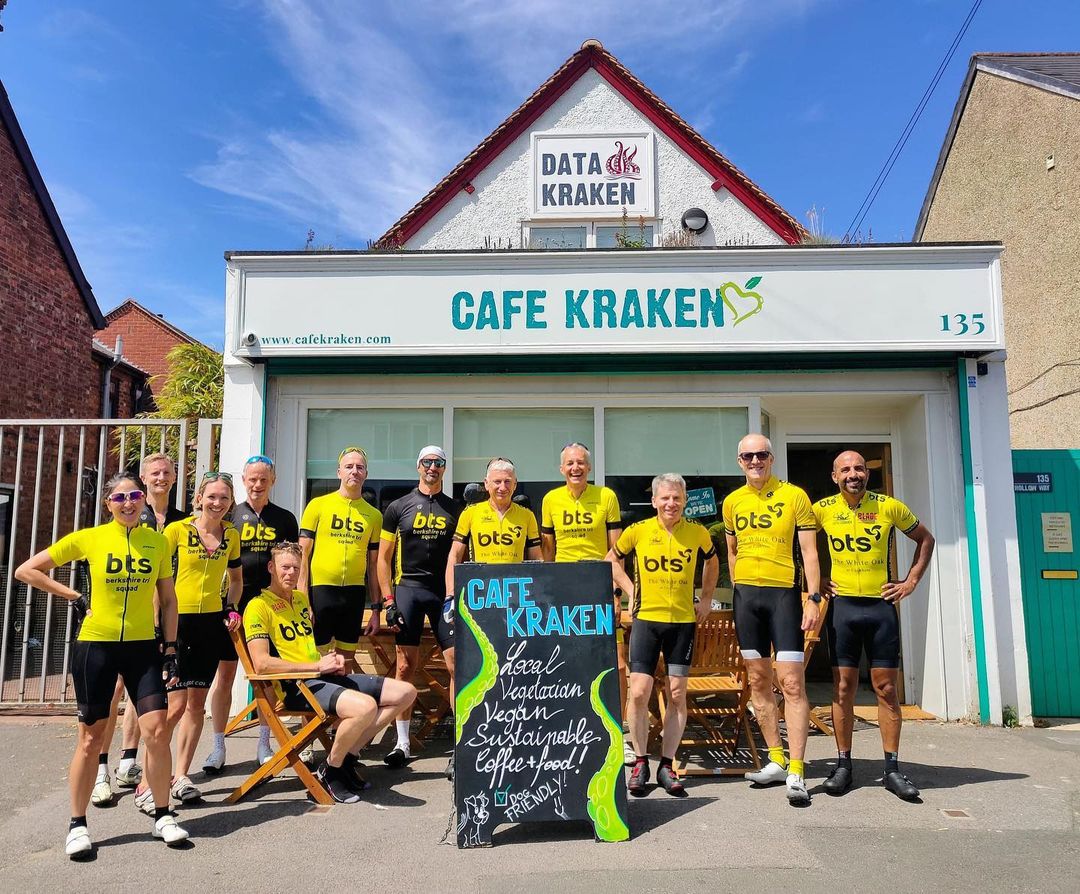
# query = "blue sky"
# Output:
<box><xmin>1</xmin><ymin>1</ymin><xmax>1074</xmax><ymax>348</ymax></box>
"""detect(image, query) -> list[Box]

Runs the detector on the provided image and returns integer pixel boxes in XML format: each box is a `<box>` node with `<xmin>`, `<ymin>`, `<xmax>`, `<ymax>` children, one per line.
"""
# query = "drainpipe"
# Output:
<box><xmin>101</xmin><ymin>335</ymin><xmax>124</xmax><ymax>417</ymax></box>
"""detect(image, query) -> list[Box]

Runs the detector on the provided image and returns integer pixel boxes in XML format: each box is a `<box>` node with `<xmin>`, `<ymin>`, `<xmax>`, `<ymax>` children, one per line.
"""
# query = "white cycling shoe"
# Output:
<box><xmin>202</xmin><ymin>744</ymin><xmax>226</xmax><ymax>775</ymax></box>
<box><xmin>91</xmin><ymin>773</ymin><xmax>113</xmax><ymax>806</ymax></box>
<box><xmin>153</xmin><ymin>813</ymin><xmax>190</xmax><ymax>845</ymax></box>
<box><xmin>65</xmin><ymin>825</ymin><xmax>92</xmax><ymax>858</ymax></box>
<box><xmin>786</xmin><ymin>773</ymin><xmax>811</xmax><ymax>805</ymax></box>
<box><xmin>745</xmin><ymin>760</ymin><xmax>788</xmax><ymax>785</ymax></box>
<box><xmin>257</xmin><ymin>740</ymin><xmax>275</xmax><ymax>766</ymax></box>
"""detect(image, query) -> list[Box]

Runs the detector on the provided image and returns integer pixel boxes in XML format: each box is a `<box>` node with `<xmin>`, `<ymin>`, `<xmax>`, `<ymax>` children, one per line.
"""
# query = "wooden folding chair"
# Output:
<box><xmin>656</xmin><ymin>611</ymin><xmax>761</xmax><ymax>776</ymax></box>
<box><xmin>224</xmin><ymin>627</ymin><xmax>336</xmax><ymax>806</ymax></box>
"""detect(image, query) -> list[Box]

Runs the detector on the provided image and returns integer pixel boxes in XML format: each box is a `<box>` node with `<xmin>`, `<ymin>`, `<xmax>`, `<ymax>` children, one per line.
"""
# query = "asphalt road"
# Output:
<box><xmin>1</xmin><ymin>717</ymin><xmax>1078</xmax><ymax>892</ymax></box>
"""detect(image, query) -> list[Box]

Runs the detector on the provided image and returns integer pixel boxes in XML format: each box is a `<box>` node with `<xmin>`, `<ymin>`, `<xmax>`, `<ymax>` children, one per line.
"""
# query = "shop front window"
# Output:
<box><xmin>605</xmin><ymin>406</ymin><xmax>748</xmax><ymax>594</ymax></box>
<box><xmin>452</xmin><ymin>408</ymin><xmax>593</xmax><ymax>511</ymax></box>
<box><xmin>306</xmin><ymin>408</ymin><xmax>443</xmax><ymax>509</ymax></box>
<box><xmin>528</xmin><ymin>226</ymin><xmax>586</xmax><ymax>249</ymax></box>
<box><xmin>595</xmin><ymin>224</ymin><xmax>654</xmax><ymax>248</ymax></box>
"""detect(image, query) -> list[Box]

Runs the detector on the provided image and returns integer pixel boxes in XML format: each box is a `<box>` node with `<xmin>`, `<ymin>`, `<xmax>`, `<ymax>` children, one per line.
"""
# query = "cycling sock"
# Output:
<box><xmin>97</xmin><ymin>753</ymin><xmax>109</xmax><ymax>766</ymax></box>
<box><xmin>789</xmin><ymin>758</ymin><xmax>805</xmax><ymax>777</ymax></box>
<box><xmin>837</xmin><ymin>750</ymin><xmax>852</xmax><ymax>770</ymax></box>
<box><xmin>635</xmin><ymin>756</ymin><xmax>648</xmax><ymax>765</ymax></box>
<box><xmin>884</xmin><ymin>751</ymin><xmax>899</xmax><ymax>774</ymax></box>
<box><xmin>658</xmin><ymin>756</ymin><xmax>673</xmax><ymax>769</ymax></box>
<box><xmin>70</xmin><ymin>815</ymin><xmax>87</xmax><ymax>831</ymax></box>
<box><xmin>121</xmin><ymin>747</ymin><xmax>138</xmax><ymax>761</ymax></box>
<box><xmin>96</xmin><ymin>754</ymin><xmax>108</xmax><ymax>780</ymax></box>
<box><xmin>212</xmin><ymin>732</ymin><xmax>225</xmax><ymax>750</ymax></box>
<box><xmin>154</xmin><ymin>806</ymin><xmax>171</xmax><ymax>821</ymax></box>
<box><xmin>258</xmin><ymin>725</ymin><xmax>271</xmax><ymax>746</ymax></box>
<box><xmin>395</xmin><ymin>719</ymin><xmax>410</xmax><ymax>748</ymax></box>
<box><xmin>768</xmin><ymin>746</ymin><xmax>787</xmax><ymax>768</ymax></box>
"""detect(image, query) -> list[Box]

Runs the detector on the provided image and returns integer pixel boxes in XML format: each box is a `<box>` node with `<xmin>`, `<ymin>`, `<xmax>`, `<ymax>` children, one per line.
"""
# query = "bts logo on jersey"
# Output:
<box><xmin>643</xmin><ymin>548</ymin><xmax>693</xmax><ymax>573</ymax></box>
<box><xmin>561</xmin><ymin>509</ymin><xmax>594</xmax><ymax>526</ymax></box>
<box><xmin>477</xmin><ymin>525</ymin><xmax>522</xmax><ymax>547</ymax></box>
<box><xmin>413</xmin><ymin>512</ymin><xmax>447</xmax><ymax>531</ymax></box>
<box><xmin>330</xmin><ymin>515</ymin><xmax>365</xmax><ymax>534</ymax></box>
<box><xmin>105</xmin><ymin>554</ymin><xmax>153</xmax><ymax>575</ymax></box>
<box><xmin>736</xmin><ymin>501</ymin><xmax>786</xmax><ymax>531</ymax></box>
<box><xmin>240</xmin><ymin>522</ymin><xmax>277</xmax><ymax>543</ymax></box>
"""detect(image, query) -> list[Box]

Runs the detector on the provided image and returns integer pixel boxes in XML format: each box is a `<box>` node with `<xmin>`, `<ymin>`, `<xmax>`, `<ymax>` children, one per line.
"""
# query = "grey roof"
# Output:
<box><xmin>914</xmin><ymin>53</ymin><xmax>1080</xmax><ymax>239</ymax></box>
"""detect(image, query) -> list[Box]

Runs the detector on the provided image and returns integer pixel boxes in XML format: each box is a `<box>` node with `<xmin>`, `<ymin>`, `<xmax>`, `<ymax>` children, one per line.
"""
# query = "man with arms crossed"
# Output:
<box><xmin>377</xmin><ymin>446</ymin><xmax>460</xmax><ymax>767</ymax></box>
<box><xmin>445</xmin><ymin>457</ymin><xmax>541</xmax><ymax>778</ymax></box>
<box><xmin>723</xmin><ymin>434</ymin><xmax>821</xmax><ymax>805</ymax></box>
<box><xmin>541</xmin><ymin>443</ymin><xmax>632</xmax><ymax>762</ymax></box>
<box><xmin>299</xmin><ymin>447</ymin><xmax>383</xmax><ymax>670</ymax></box>
<box><xmin>814</xmin><ymin>450</ymin><xmax>935</xmax><ymax>801</ymax></box>
<box><xmin>606</xmin><ymin>473</ymin><xmax>716</xmax><ymax>797</ymax></box>
<box><xmin>245</xmin><ymin>542</ymin><xmax>416</xmax><ymax>802</ymax></box>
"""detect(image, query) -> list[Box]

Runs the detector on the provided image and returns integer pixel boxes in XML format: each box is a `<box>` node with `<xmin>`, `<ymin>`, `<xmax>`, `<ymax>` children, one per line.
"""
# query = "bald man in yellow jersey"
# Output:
<box><xmin>814</xmin><ymin>450</ymin><xmax>935</xmax><ymax>801</ymax></box>
<box><xmin>723</xmin><ymin>433</ymin><xmax>820</xmax><ymax>806</ymax></box>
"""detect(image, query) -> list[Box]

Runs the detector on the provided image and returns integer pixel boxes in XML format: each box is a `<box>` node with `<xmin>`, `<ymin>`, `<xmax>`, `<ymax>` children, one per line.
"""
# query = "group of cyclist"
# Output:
<box><xmin>16</xmin><ymin>432</ymin><xmax>934</xmax><ymax>859</ymax></box>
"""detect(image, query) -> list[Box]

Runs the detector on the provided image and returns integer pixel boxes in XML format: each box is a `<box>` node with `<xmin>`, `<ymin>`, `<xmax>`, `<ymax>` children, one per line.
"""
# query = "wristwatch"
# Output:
<box><xmin>807</xmin><ymin>592</ymin><xmax>823</xmax><ymax>604</ymax></box>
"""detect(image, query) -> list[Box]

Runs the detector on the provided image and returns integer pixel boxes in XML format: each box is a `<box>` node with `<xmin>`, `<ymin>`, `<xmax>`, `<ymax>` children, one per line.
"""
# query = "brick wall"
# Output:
<box><xmin>0</xmin><ymin>106</ymin><xmax>100</xmax><ymax>422</ymax></box>
<box><xmin>101</xmin><ymin>305</ymin><xmax>189</xmax><ymax>383</ymax></box>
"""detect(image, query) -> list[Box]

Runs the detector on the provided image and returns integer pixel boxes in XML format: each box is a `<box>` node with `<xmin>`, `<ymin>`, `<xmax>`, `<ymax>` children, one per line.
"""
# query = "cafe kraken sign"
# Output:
<box><xmin>531</xmin><ymin>133</ymin><xmax>656</xmax><ymax>218</ymax></box>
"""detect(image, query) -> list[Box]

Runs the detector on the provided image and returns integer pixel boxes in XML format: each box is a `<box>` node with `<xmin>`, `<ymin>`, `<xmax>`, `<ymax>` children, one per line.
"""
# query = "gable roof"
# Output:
<box><xmin>0</xmin><ymin>78</ymin><xmax>105</xmax><ymax>328</ymax></box>
<box><xmin>91</xmin><ymin>338</ymin><xmax>149</xmax><ymax>376</ymax></box>
<box><xmin>376</xmin><ymin>40</ymin><xmax>805</xmax><ymax>247</ymax></box>
<box><xmin>914</xmin><ymin>52</ymin><xmax>1079</xmax><ymax>239</ymax></box>
<box><xmin>104</xmin><ymin>298</ymin><xmax>205</xmax><ymax>348</ymax></box>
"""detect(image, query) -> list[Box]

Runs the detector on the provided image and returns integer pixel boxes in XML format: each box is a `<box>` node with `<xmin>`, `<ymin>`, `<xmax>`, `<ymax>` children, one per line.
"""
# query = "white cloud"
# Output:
<box><xmin>191</xmin><ymin>0</ymin><xmax>822</xmax><ymax>239</ymax></box>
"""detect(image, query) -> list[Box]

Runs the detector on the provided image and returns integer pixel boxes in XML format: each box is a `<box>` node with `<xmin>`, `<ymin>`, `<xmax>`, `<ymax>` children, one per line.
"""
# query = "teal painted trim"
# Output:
<box><xmin>263</xmin><ymin>351</ymin><xmax>960</xmax><ymax>378</ymax></box>
<box><xmin>956</xmin><ymin>358</ymin><xmax>991</xmax><ymax>723</ymax></box>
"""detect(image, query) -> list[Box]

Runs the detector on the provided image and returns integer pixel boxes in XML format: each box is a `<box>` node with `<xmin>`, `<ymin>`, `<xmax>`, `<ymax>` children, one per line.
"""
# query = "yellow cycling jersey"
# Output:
<box><xmin>813</xmin><ymin>491</ymin><xmax>919</xmax><ymax>597</ymax></box>
<box><xmin>722</xmin><ymin>476</ymin><xmax>816</xmax><ymax>588</ymax></box>
<box><xmin>244</xmin><ymin>588</ymin><xmax>319</xmax><ymax>698</ymax></box>
<box><xmin>299</xmin><ymin>492</ymin><xmax>382</xmax><ymax>587</ymax></box>
<box><xmin>541</xmin><ymin>484</ymin><xmax>622</xmax><ymax>562</ymax></box>
<box><xmin>164</xmin><ymin>518</ymin><xmax>242</xmax><ymax>614</ymax></box>
<box><xmin>453</xmin><ymin>501</ymin><xmax>540</xmax><ymax>564</ymax></box>
<box><xmin>614</xmin><ymin>517</ymin><xmax>715</xmax><ymax>623</ymax></box>
<box><xmin>48</xmin><ymin>520</ymin><xmax>171</xmax><ymax>642</ymax></box>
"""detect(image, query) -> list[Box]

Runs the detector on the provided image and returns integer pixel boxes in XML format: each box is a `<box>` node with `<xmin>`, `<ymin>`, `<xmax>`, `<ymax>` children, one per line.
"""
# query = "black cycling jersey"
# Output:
<box><xmin>232</xmin><ymin>500</ymin><xmax>300</xmax><ymax>599</ymax></box>
<box><xmin>380</xmin><ymin>488</ymin><xmax>461</xmax><ymax>590</ymax></box>
<box><xmin>138</xmin><ymin>502</ymin><xmax>186</xmax><ymax>532</ymax></box>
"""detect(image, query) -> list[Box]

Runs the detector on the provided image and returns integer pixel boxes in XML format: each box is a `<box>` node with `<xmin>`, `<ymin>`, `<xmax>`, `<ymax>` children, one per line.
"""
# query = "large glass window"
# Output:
<box><xmin>596</xmin><ymin>224</ymin><xmax>654</xmax><ymax>248</ymax></box>
<box><xmin>306</xmin><ymin>408</ymin><xmax>443</xmax><ymax>509</ymax></box>
<box><xmin>452</xmin><ymin>408</ymin><xmax>593</xmax><ymax>510</ymax></box>
<box><xmin>528</xmin><ymin>226</ymin><xmax>586</xmax><ymax>249</ymax></box>
<box><xmin>605</xmin><ymin>407</ymin><xmax>749</xmax><ymax>595</ymax></box>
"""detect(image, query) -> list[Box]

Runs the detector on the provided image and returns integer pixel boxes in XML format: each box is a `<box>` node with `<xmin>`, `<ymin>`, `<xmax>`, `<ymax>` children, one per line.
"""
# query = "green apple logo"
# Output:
<box><xmin>720</xmin><ymin>276</ymin><xmax>764</xmax><ymax>326</ymax></box>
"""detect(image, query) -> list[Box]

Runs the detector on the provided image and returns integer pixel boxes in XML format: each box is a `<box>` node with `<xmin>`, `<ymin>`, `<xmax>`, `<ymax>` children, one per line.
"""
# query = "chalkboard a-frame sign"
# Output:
<box><xmin>453</xmin><ymin>561</ymin><xmax>630</xmax><ymax>847</ymax></box>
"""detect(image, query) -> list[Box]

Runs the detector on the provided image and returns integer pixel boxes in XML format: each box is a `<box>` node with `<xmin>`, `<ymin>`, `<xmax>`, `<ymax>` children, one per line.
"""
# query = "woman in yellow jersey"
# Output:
<box><xmin>161</xmin><ymin>472</ymin><xmax>243</xmax><ymax>805</ymax></box>
<box><xmin>298</xmin><ymin>446</ymin><xmax>383</xmax><ymax>670</ymax></box>
<box><xmin>15</xmin><ymin>473</ymin><xmax>188</xmax><ymax>857</ymax></box>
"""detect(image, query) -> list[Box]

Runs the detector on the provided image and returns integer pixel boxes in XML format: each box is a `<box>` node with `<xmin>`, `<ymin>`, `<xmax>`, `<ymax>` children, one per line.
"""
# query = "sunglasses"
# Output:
<box><xmin>245</xmin><ymin>454</ymin><xmax>274</xmax><ymax>468</ymax></box>
<box><xmin>203</xmin><ymin>471</ymin><xmax>234</xmax><ymax>482</ymax></box>
<box><xmin>562</xmin><ymin>442</ymin><xmax>590</xmax><ymax>451</ymax></box>
<box><xmin>738</xmin><ymin>451</ymin><xmax>772</xmax><ymax>462</ymax></box>
<box><xmin>419</xmin><ymin>458</ymin><xmax>447</xmax><ymax>469</ymax></box>
<box><xmin>338</xmin><ymin>446</ymin><xmax>368</xmax><ymax>460</ymax></box>
<box><xmin>107</xmin><ymin>490</ymin><xmax>144</xmax><ymax>504</ymax></box>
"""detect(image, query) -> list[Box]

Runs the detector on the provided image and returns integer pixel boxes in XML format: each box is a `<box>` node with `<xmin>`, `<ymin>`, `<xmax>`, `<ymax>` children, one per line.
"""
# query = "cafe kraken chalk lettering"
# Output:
<box><xmin>453</xmin><ymin>562</ymin><xmax>629</xmax><ymax>847</ymax></box>
<box><xmin>451</xmin><ymin>276</ymin><xmax>766</xmax><ymax>332</ymax></box>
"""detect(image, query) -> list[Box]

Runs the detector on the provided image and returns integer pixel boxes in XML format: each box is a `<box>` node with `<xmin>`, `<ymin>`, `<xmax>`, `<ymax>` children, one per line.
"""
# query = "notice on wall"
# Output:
<box><xmin>453</xmin><ymin>561</ymin><xmax>629</xmax><ymax>848</ymax></box>
<box><xmin>1042</xmin><ymin>512</ymin><xmax>1073</xmax><ymax>554</ymax></box>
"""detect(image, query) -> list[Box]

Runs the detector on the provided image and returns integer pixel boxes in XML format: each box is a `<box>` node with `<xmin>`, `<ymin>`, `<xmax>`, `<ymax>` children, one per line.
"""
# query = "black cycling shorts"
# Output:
<box><xmin>629</xmin><ymin>619</ymin><xmax>695</xmax><ymax>677</ymax></box>
<box><xmin>733</xmin><ymin>584</ymin><xmax>805</xmax><ymax>662</ymax></box>
<box><xmin>310</xmin><ymin>585</ymin><xmax>368</xmax><ymax>651</ymax></box>
<box><xmin>169</xmin><ymin>611</ymin><xmax>230</xmax><ymax>691</ymax></box>
<box><xmin>283</xmin><ymin>672</ymin><xmax>384</xmax><ymax>715</ymax></box>
<box><xmin>827</xmin><ymin>596</ymin><xmax>900</xmax><ymax>669</ymax></box>
<box><xmin>72</xmin><ymin>640</ymin><xmax>166</xmax><ymax>724</ymax></box>
<box><xmin>392</xmin><ymin>584</ymin><xmax>454</xmax><ymax>649</ymax></box>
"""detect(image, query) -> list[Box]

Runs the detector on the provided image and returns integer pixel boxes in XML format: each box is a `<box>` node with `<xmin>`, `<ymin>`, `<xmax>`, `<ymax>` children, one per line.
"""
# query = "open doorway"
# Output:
<box><xmin>785</xmin><ymin>442</ymin><xmax>910</xmax><ymax>707</ymax></box>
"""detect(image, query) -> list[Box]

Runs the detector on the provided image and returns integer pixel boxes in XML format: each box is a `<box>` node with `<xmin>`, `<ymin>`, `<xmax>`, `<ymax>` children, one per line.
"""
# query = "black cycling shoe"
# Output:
<box><xmin>823</xmin><ymin>765</ymin><xmax>853</xmax><ymax>796</ymax></box>
<box><xmin>657</xmin><ymin>764</ymin><xmax>687</xmax><ymax>797</ymax></box>
<box><xmin>316</xmin><ymin>762</ymin><xmax>361</xmax><ymax>804</ymax></box>
<box><xmin>627</xmin><ymin>760</ymin><xmax>650</xmax><ymax>797</ymax></box>
<box><xmin>884</xmin><ymin>771</ymin><xmax>920</xmax><ymax>802</ymax></box>
<box><xmin>383</xmin><ymin>746</ymin><xmax>409</xmax><ymax>769</ymax></box>
<box><xmin>342</xmin><ymin>754</ymin><xmax>372</xmax><ymax>792</ymax></box>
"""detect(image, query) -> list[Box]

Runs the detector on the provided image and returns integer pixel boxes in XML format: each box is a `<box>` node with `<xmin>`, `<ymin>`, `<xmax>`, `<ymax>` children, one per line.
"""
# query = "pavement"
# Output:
<box><xmin>0</xmin><ymin>716</ymin><xmax>1078</xmax><ymax>893</ymax></box>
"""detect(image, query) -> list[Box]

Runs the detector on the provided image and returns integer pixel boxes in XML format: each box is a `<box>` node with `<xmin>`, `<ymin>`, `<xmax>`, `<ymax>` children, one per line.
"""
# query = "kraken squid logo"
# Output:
<box><xmin>605</xmin><ymin>141</ymin><xmax>640</xmax><ymax>179</ymax></box>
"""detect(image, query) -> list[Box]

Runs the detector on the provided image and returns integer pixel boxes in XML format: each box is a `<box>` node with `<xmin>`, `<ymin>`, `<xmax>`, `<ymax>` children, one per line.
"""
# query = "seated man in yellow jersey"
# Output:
<box><xmin>814</xmin><ymin>450</ymin><xmax>935</xmax><ymax>801</ymax></box>
<box><xmin>540</xmin><ymin>442</ymin><xmax>632</xmax><ymax>763</ymax></box>
<box><xmin>605</xmin><ymin>473</ymin><xmax>717</xmax><ymax>798</ymax></box>
<box><xmin>722</xmin><ymin>434</ymin><xmax>821</xmax><ymax>806</ymax></box>
<box><xmin>245</xmin><ymin>543</ymin><xmax>416</xmax><ymax>803</ymax></box>
<box><xmin>299</xmin><ymin>447</ymin><xmax>384</xmax><ymax>671</ymax></box>
<box><xmin>445</xmin><ymin>457</ymin><xmax>541</xmax><ymax>779</ymax></box>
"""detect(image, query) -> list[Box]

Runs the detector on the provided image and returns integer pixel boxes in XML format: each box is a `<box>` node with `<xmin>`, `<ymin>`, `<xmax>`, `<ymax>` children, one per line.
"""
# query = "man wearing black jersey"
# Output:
<box><xmin>376</xmin><ymin>446</ymin><xmax>461</xmax><ymax>767</ymax></box>
<box><xmin>203</xmin><ymin>454</ymin><xmax>300</xmax><ymax>773</ymax></box>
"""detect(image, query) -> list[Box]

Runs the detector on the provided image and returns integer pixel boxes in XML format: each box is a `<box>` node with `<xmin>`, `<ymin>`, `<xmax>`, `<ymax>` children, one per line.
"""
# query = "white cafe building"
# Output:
<box><xmin>221</xmin><ymin>41</ymin><xmax>1028</xmax><ymax>725</ymax></box>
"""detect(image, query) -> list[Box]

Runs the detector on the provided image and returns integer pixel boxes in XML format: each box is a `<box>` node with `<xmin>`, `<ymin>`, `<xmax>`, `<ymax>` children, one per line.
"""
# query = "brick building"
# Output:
<box><xmin>99</xmin><ymin>298</ymin><xmax>203</xmax><ymax>410</ymax></box>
